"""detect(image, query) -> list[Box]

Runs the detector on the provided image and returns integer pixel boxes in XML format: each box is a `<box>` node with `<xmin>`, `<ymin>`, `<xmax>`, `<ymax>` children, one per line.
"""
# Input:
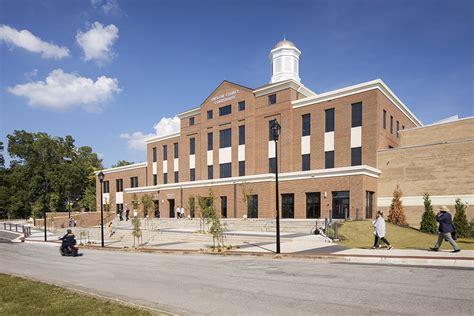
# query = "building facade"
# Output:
<box><xmin>96</xmin><ymin>40</ymin><xmax>423</xmax><ymax>220</ymax></box>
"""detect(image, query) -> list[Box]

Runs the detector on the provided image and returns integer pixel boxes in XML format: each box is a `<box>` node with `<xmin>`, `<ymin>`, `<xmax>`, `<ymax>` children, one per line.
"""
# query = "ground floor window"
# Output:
<box><xmin>189</xmin><ymin>197</ymin><xmax>195</xmax><ymax>218</ymax></box>
<box><xmin>153</xmin><ymin>200</ymin><xmax>160</xmax><ymax>218</ymax></box>
<box><xmin>366</xmin><ymin>191</ymin><xmax>374</xmax><ymax>219</ymax></box>
<box><xmin>221</xmin><ymin>196</ymin><xmax>227</xmax><ymax>218</ymax></box>
<box><xmin>332</xmin><ymin>191</ymin><xmax>350</xmax><ymax>219</ymax></box>
<box><xmin>306</xmin><ymin>192</ymin><xmax>320</xmax><ymax>218</ymax></box>
<box><xmin>281</xmin><ymin>194</ymin><xmax>294</xmax><ymax>218</ymax></box>
<box><xmin>116</xmin><ymin>203</ymin><xmax>123</xmax><ymax>215</ymax></box>
<box><xmin>247</xmin><ymin>195</ymin><xmax>258</xmax><ymax>218</ymax></box>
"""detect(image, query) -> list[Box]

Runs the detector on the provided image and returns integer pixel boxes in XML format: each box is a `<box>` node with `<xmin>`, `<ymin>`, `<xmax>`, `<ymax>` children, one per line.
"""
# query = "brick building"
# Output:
<box><xmin>96</xmin><ymin>39</ymin><xmax>424</xmax><ymax>220</ymax></box>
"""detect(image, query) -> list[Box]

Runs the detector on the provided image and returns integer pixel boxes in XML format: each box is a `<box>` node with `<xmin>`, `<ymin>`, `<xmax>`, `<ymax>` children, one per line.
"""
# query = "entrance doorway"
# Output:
<box><xmin>220</xmin><ymin>196</ymin><xmax>227</xmax><ymax>218</ymax></box>
<box><xmin>366</xmin><ymin>191</ymin><xmax>374</xmax><ymax>219</ymax></box>
<box><xmin>281</xmin><ymin>194</ymin><xmax>295</xmax><ymax>218</ymax></box>
<box><xmin>306</xmin><ymin>192</ymin><xmax>321</xmax><ymax>218</ymax></box>
<box><xmin>168</xmin><ymin>199</ymin><xmax>175</xmax><ymax>218</ymax></box>
<box><xmin>332</xmin><ymin>191</ymin><xmax>350</xmax><ymax>219</ymax></box>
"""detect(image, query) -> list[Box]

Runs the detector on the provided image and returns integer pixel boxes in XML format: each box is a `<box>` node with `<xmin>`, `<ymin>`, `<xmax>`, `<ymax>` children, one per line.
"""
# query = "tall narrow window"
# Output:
<box><xmin>238</xmin><ymin>101</ymin><xmax>246</xmax><ymax>111</ymax></box>
<box><xmin>390</xmin><ymin>115</ymin><xmax>394</xmax><ymax>134</ymax></box>
<box><xmin>174</xmin><ymin>171</ymin><xmax>179</xmax><ymax>183</ymax></box>
<box><xmin>239</xmin><ymin>125</ymin><xmax>245</xmax><ymax>145</ymax></box>
<box><xmin>190</xmin><ymin>138</ymin><xmax>195</xmax><ymax>155</ymax></box>
<box><xmin>219</xmin><ymin>104</ymin><xmax>232</xmax><ymax>116</ymax></box>
<box><xmin>268</xmin><ymin>94</ymin><xmax>277</xmax><ymax>105</ymax></box>
<box><xmin>239</xmin><ymin>161</ymin><xmax>245</xmax><ymax>176</ymax></box>
<box><xmin>163</xmin><ymin>173</ymin><xmax>168</xmax><ymax>184</ymax></box>
<box><xmin>219</xmin><ymin>163</ymin><xmax>231</xmax><ymax>178</ymax></box>
<box><xmin>383</xmin><ymin>110</ymin><xmax>387</xmax><ymax>129</ymax></box>
<box><xmin>103</xmin><ymin>181</ymin><xmax>109</xmax><ymax>193</ymax></box>
<box><xmin>268</xmin><ymin>119</ymin><xmax>276</xmax><ymax>141</ymax></box>
<box><xmin>207</xmin><ymin>110</ymin><xmax>213</xmax><ymax>119</ymax></box>
<box><xmin>163</xmin><ymin>145</ymin><xmax>167</xmax><ymax>160</ymax></box>
<box><xmin>153</xmin><ymin>174</ymin><xmax>157</xmax><ymax>185</ymax></box>
<box><xmin>302</xmin><ymin>113</ymin><xmax>311</xmax><ymax>136</ymax></box>
<box><xmin>189</xmin><ymin>117</ymin><xmax>195</xmax><ymax>126</ymax></box>
<box><xmin>174</xmin><ymin>143</ymin><xmax>178</xmax><ymax>159</ymax></box>
<box><xmin>152</xmin><ymin>147</ymin><xmax>157</xmax><ymax>162</ymax></box>
<box><xmin>269</xmin><ymin>157</ymin><xmax>276</xmax><ymax>173</ymax></box>
<box><xmin>130</xmin><ymin>177</ymin><xmax>138</xmax><ymax>188</ymax></box>
<box><xmin>351</xmin><ymin>147</ymin><xmax>362</xmax><ymax>166</ymax></box>
<box><xmin>219</xmin><ymin>128</ymin><xmax>231</xmax><ymax>148</ymax></box>
<box><xmin>247</xmin><ymin>195</ymin><xmax>258</xmax><ymax>218</ymax></box>
<box><xmin>325</xmin><ymin>151</ymin><xmax>334</xmax><ymax>169</ymax></box>
<box><xmin>208</xmin><ymin>165</ymin><xmax>213</xmax><ymax>180</ymax></box>
<box><xmin>220</xmin><ymin>196</ymin><xmax>227</xmax><ymax>218</ymax></box>
<box><xmin>116</xmin><ymin>179</ymin><xmax>123</xmax><ymax>192</ymax></box>
<box><xmin>351</xmin><ymin>102</ymin><xmax>362</xmax><ymax>127</ymax></box>
<box><xmin>396</xmin><ymin>121</ymin><xmax>400</xmax><ymax>138</ymax></box>
<box><xmin>302</xmin><ymin>154</ymin><xmax>310</xmax><ymax>171</ymax></box>
<box><xmin>208</xmin><ymin>132</ymin><xmax>213</xmax><ymax>151</ymax></box>
<box><xmin>190</xmin><ymin>169</ymin><xmax>195</xmax><ymax>181</ymax></box>
<box><xmin>306</xmin><ymin>192</ymin><xmax>321</xmax><ymax>219</ymax></box>
<box><xmin>325</xmin><ymin>108</ymin><xmax>335</xmax><ymax>132</ymax></box>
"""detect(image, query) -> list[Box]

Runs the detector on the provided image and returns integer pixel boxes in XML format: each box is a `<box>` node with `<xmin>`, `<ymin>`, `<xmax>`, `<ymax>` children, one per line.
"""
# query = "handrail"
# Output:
<box><xmin>1</xmin><ymin>222</ymin><xmax>32</xmax><ymax>237</ymax></box>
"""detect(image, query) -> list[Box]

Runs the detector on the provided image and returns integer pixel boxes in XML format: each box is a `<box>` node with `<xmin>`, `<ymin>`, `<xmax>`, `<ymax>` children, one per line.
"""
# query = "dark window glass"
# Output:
<box><xmin>189</xmin><ymin>117</ymin><xmax>195</xmax><ymax>126</ymax></box>
<box><xmin>269</xmin><ymin>157</ymin><xmax>276</xmax><ymax>173</ymax></box>
<box><xmin>239</xmin><ymin>161</ymin><xmax>245</xmax><ymax>176</ymax></box>
<box><xmin>153</xmin><ymin>175</ymin><xmax>157</xmax><ymax>186</ymax></box>
<box><xmin>383</xmin><ymin>110</ymin><xmax>387</xmax><ymax>129</ymax></box>
<box><xmin>302</xmin><ymin>113</ymin><xmax>311</xmax><ymax>136</ymax></box>
<box><xmin>116</xmin><ymin>203</ymin><xmax>123</xmax><ymax>215</ymax></box>
<box><xmin>239</xmin><ymin>125</ymin><xmax>245</xmax><ymax>145</ymax></box>
<box><xmin>325</xmin><ymin>108</ymin><xmax>335</xmax><ymax>132</ymax></box>
<box><xmin>152</xmin><ymin>147</ymin><xmax>157</xmax><ymax>162</ymax></box>
<box><xmin>174</xmin><ymin>171</ymin><xmax>179</xmax><ymax>183</ymax></box>
<box><xmin>325</xmin><ymin>151</ymin><xmax>334</xmax><ymax>169</ymax></box>
<box><xmin>163</xmin><ymin>145</ymin><xmax>167</xmax><ymax>160</ymax></box>
<box><xmin>306</xmin><ymin>192</ymin><xmax>321</xmax><ymax>219</ymax></box>
<box><xmin>247</xmin><ymin>195</ymin><xmax>258</xmax><ymax>218</ymax></box>
<box><xmin>302</xmin><ymin>154</ymin><xmax>310</xmax><ymax>171</ymax></box>
<box><xmin>219</xmin><ymin>104</ymin><xmax>232</xmax><ymax>116</ymax></box>
<box><xmin>351</xmin><ymin>102</ymin><xmax>362</xmax><ymax>127</ymax></box>
<box><xmin>219</xmin><ymin>128</ymin><xmax>231</xmax><ymax>148</ymax></box>
<box><xmin>268</xmin><ymin>119</ymin><xmax>276</xmax><ymax>141</ymax></box>
<box><xmin>130</xmin><ymin>177</ymin><xmax>138</xmax><ymax>188</ymax></box>
<box><xmin>402</xmin><ymin>125</ymin><xmax>405</xmax><ymax>130</ymax></box>
<box><xmin>281</xmin><ymin>194</ymin><xmax>294</xmax><ymax>218</ymax></box>
<box><xmin>332</xmin><ymin>191</ymin><xmax>350</xmax><ymax>219</ymax></box>
<box><xmin>163</xmin><ymin>173</ymin><xmax>168</xmax><ymax>184</ymax></box>
<box><xmin>207</xmin><ymin>132</ymin><xmax>213</xmax><ymax>151</ymax></box>
<box><xmin>268</xmin><ymin>94</ymin><xmax>277</xmax><ymax>105</ymax></box>
<box><xmin>190</xmin><ymin>138</ymin><xmax>195</xmax><ymax>155</ymax></box>
<box><xmin>396</xmin><ymin>121</ymin><xmax>400</xmax><ymax>138</ymax></box>
<box><xmin>190</xmin><ymin>169</ymin><xmax>195</xmax><ymax>181</ymax></box>
<box><xmin>116</xmin><ymin>179</ymin><xmax>123</xmax><ymax>192</ymax></box>
<box><xmin>351</xmin><ymin>147</ymin><xmax>362</xmax><ymax>166</ymax></box>
<box><xmin>103</xmin><ymin>181</ymin><xmax>109</xmax><ymax>193</ymax></box>
<box><xmin>238</xmin><ymin>101</ymin><xmax>245</xmax><ymax>111</ymax></box>
<box><xmin>207</xmin><ymin>110</ymin><xmax>213</xmax><ymax>119</ymax></box>
<box><xmin>219</xmin><ymin>163</ymin><xmax>231</xmax><ymax>178</ymax></box>
<box><xmin>208</xmin><ymin>165</ymin><xmax>213</xmax><ymax>180</ymax></box>
<box><xmin>220</xmin><ymin>196</ymin><xmax>227</xmax><ymax>218</ymax></box>
<box><xmin>174</xmin><ymin>143</ymin><xmax>178</xmax><ymax>159</ymax></box>
<box><xmin>390</xmin><ymin>115</ymin><xmax>394</xmax><ymax>134</ymax></box>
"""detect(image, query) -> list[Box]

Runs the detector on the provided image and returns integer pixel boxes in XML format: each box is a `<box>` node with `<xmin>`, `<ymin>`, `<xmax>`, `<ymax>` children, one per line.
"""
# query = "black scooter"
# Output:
<box><xmin>59</xmin><ymin>238</ymin><xmax>79</xmax><ymax>257</ymax></box>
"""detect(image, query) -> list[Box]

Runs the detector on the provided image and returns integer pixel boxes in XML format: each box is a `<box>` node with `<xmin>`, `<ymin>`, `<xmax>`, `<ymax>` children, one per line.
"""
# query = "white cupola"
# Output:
<box><xmin>269</xmin><ymin>39</ymin><xmax>301</xmax><ymax>83</ymax></box>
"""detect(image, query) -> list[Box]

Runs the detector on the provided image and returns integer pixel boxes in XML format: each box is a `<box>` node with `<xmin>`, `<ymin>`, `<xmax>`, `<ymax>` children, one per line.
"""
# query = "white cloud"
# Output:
<box><xmin>8</xmin><ymin>69</ymin><xmax>121</xmax><ymax>112</ymax></box>
<box><xmin>24</xmin><ymin>69</ymin><xmax>38</xmax><ymax>81</ymax></box>
<box><xmin>90</xmin><ymin>0</ymin><xmax>124</xmax><ymax>16</ymax></box>
<box><xmin>76</xmin><ymin>22</ymin><xmax>118</xmax><ymax>64</ymax></box>
<box><xmin>0</xmin><ymin>24</ymin><xmax>69</xmax><ymax>59</ymax></box>
<box><xmin>120</xmin><ymin>117</ymin><xmax>181</xmax><ymax>151</ymax></box>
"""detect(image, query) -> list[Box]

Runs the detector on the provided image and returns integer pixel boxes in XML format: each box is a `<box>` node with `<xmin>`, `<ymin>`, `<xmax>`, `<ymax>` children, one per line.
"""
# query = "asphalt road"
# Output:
<box><xmin>1</xmin><ymin>242</ymin><xmax>473</xmax><ymax>315</ymax></box>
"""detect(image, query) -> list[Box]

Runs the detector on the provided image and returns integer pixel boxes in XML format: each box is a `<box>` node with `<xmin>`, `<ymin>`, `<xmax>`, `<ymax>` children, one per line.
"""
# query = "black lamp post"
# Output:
<box><xmin>271</xmin><ymin>119</ymin><xmax>282</xmax><ymax>254</ymax></box>
<box><xmin>98</xmin><ymin>171</ymin><xmax>105</xmax><ymax>247</ymax></box>
<box><xmin>43</xmin><ymin>179</ymin><xmax>49</xmax><ymax>242</ymax></box>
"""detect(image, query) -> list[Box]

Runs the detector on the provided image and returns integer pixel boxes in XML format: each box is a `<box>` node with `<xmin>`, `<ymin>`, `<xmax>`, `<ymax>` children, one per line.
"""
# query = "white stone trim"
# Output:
<box><xmin>253</xmin><ymin>79</ymin><xmax>315</xmax><ymax>98</ymax></box>
<box><xmin>162</xmin><ymin>161</ymin><xmax>168</xmax><ymax>173</ymax></box>
<box><xmin>174</xmin><ymin>158</ymin><xmax>179</xmax><ymax>171</ymax></box>
<box><xmin>377</xmin><ymin>195</ymin><xmax>474</xmax><ymax>207</ymax></box>
<box><xmin>94</xmin><ymin>162</ymin><xmax>147</xmax><ymax>175</ymax></box>
<box><xmin>351</xmin><ymin>126</ymin><xmax>362</xmax><ymax>148</ymax></box>
<box><xmin>176</xmin><ymin>107</ymin><xmax>200</xmax><ymax>119</ymax></box>
<box><xmin>301</xmin><ymin>136</ymin><xmax>310</xmax><ymax>155</ymax></box>
<box><xmin>238</xmin><ymin>145</ymin><xmax>245</xmax><ymax>161</ymax></box>
<box><xmin>145</xmin><ymin>132</ymin><xmax>180</xmax><ymax>144</ymax></box>
<box><xmin>152</xmin><ymin>162</ymin><xmax>157</xmax><ymax>175</ymax></box>
<box><xmin>219</xmin><ymin>147</ymin><xmax>232</xmax><ymax>164</ymax></box>
<box><xmin>189</xmin><ymin>155</ymin><xmax>195</xmax><ymax>169</ymax></box>
<box><xmin>324</xmin><ymin>132</ymin><xmax>334</xmax><ymax>152</ymax></box>
<box><xmin>116</xmin><ymin>192</ymin><xmax>123</xmax><ymax>204</ymax></box>
<box><xmin>207</xmin><ymin>150</ymin><xmax>213</xmax><ymax>166</ymax></box>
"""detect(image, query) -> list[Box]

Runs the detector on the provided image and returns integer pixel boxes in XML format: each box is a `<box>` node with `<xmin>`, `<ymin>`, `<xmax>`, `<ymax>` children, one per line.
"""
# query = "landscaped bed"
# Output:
<box><xmin>337</xmin><ymin>220</ymin><xmax>474</xmax><ymax>250</ymax></box>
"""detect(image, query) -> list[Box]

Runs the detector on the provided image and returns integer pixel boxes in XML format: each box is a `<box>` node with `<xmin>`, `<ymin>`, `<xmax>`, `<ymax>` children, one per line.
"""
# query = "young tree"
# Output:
<box><xmin>131</xmin><ymin>193</ymin><xmax>140</xmax><ymax>214</ymax></box>
<box><xmin>420</xmin><ymin>193</ymin><xmax>437</xmax><ymax>233</ymax></box>
<box><xmin>196</xmin><ymin>190</ymin><xmax>226</xmax><ymax>249</ymax></box>
<box><xmin>131</xmin><ymin>217</ymin><xmax>142</xmax><ymax>247</ymax></box>
<box><xmin>141</xmin><ymin>194</ymin><xmax>154</xmax><ymax>218</ymax></box>
<box><xmin>388</xmin><ymin>185</ymin><xmax>407</xmax><ymax>226</ymax></box>
<box><xmin>186</xmin><ymin>195</ymin><xmax>195</xmax><ymax>218</ymax></box>
<box><xmin>453</xmin><ymin>198</ymin><xmax>471</xmax><ymax>238</ymax></box>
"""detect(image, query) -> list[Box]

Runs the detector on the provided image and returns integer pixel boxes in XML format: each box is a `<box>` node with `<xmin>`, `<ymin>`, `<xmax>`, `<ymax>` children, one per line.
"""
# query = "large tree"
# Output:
<box><xmin>112</xmin><ymin>160</ymin><xmax>134</xmax><ymax>168</ymax></box>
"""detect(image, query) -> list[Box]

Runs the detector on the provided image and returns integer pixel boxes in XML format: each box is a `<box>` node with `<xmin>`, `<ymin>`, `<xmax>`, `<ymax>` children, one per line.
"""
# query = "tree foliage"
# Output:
<box><xmin>420</xmin><ymin>193</ymin><xmax>437</xmax><ymax>234</ymax></box>
<box><xmin>196</xmin><ymin>190</ymin><xmax>226</xmax><ymax>249</ymax></box>
<box><xmin>387</xmin><ymin>185</ymin><xmax>407</xmax><ymax>226</ymax></box>
<box><xmin>111</xmin><ymin>160</ymin><xmax>134</xmax><ymax>168</ymax></box>
<box><xmin>453</xmin><ymin>198</ymin><xmax>471</xmax><ymax>238</ymax></box>
<box><xmin>141</xmin><ymin>194</ymin><xmax>154</xmax><ymax>217</ymax></box>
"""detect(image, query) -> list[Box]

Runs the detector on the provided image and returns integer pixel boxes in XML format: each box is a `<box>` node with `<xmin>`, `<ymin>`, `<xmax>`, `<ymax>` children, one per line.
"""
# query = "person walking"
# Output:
<box><xmin>372</xmin><ymin>211</ymin><xmax>393</xmax><ymax>250</ymax></box>
<box><xmin>430</xmin><ymin>206</ymin><xmax>460</xmax><ymax>253</ymax></box>
<box><xmin>125</xmin><ymin>207</ymin><xmax>130</xmax><ymax>221</ymax></box>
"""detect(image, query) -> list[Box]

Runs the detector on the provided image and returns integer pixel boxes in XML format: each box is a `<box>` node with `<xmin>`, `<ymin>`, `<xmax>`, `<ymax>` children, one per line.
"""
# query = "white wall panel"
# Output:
<box><xmin>103</xmin><ymin>193</ymin><xmax>110</xmax><ymax>204</ymax></box>
<box><xmin>301</xmin><ymin>136</ymin><xmax>310</xmax><ymax>155</ymax></box>
<box><xmin>152</xmin><ymin>162</ymin><xmax>157</xmax><ymax>175</ymax></box>
<box><xmin>162</xmin><ymin>161</ymin><xmax>168</xmax><ymax>173</ymax></box>
<box><xmin>219</xmin><ymin>147</ymin><xmax>232</xmax><ymax>164</ymax></box>
<box><xmin>174</xmin><ymin>158</ymin><xmax>179</xmax><ymax>171</ymax></box>
<box><xmin>116</xmin><ymin>192</ymin><xmax>123</xmax><ymax>204</ymax></box>
<box><xmin>351</xmin><ymin>126</ymin><xmax>362</xmax><ymax>148</ymax></box>
<box><xmin>324</xmin><ymin>132</ymin><xmax>334</xmax><ymax>152</ymax></box>
<box><xmin>238</xmin><ymin>145</ymin><xmax>245</xmax><ymax>161</ymax></box>
<box><xmin>207</xmin><ymin>150</ymin><xmax>213</xmax><ymax>166</ymax></box>
<box><xmin>189</xmin><ymin>155</ymin><xmax>195</xmax><ymax>169</ymax></box>
<box><xmin>268</xmin><ymin>141</ymin><xmax>276</xmax><ymax>158</ymax></box>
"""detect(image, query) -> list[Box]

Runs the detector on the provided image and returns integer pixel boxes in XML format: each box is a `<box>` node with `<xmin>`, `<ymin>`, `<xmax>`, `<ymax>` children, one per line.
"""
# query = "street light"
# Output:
<box><xmin>98</xmin><ymin>170</ymin><xmax>105</xmax><ymax>247</ymax></box>
<box><xmin>271</xmin><ymin>119</ymin><xmax>282</xmax><ymax>254</ymax></box>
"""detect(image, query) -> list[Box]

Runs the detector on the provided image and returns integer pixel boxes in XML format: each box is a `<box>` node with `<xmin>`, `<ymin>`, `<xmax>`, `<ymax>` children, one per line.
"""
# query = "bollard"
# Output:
<box><xmin>356</xmin><ymin>208</ymin><xmax>359</xmax><ymax>221</ymax></box>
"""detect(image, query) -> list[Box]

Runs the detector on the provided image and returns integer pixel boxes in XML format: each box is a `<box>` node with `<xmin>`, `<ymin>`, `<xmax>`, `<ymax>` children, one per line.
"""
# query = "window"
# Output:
<box><xmin>239</xmin><ymin>125</ymin><xmax>245</xmax><ymax>145</ymax></box>
<box><xmin>219</xmin><ymin>128</ymin><xmax>231</xmax><ymax>148</ymax></box>
<box><xmin>220</xmin><ymin>163</ymin><xmax>231</xmax><ymax>178</ymax></box>
<box><xmin>103</xmin><ymin>181</ymin><xmax>109</xmax><ymax>193</ymax></box>
<box><xmin>189</xmin><ymin>117</ymin><xmax>195</xmax><ymax>126</ymax></box>
<box><xmin>163</xmin><ymin>173</ymin><xmax>168</xmax><ymax>184</ymax></box>
<box><xmin>190</xmin><ymin>138</ymin><xmax>195</xmax><ymax>155</ymax></box>
<box><xmin>153</xmin><ymin>174</ymin><xmax>157</xmax><ymax>186</ymax></box>
<box><xmin>390</xmin><ymin>115</ymin><xmax>393</xmax><ymax>134</ymax></box>
<box><xmin>396</xmin><ymin>121</ymin><xmax>400</xmax><ymax>138</ymax></box>
<box><xmin>383</xmin><ymin>110</ymin><xmax>387</xmax><ymax>129</ymax></box>
<box><xmin>325</xmin><ymin>151</ymin><xmax>334</xmax><ymax>169</ymax></box>
<box><xmin>281</xmin><ymin>194</ymin><xmax>294</xmax><ymax>218</ymax></box>
<box><xmin>269</xmin><ymin>157</ymin><xmax>276</xmax><ymax>173</ymax></box>
<box><xmin>220</xmin><ymin>196</ymin><xmax>227</xmax><ymax>218</ymax></box>
<box><xmin>351</xmin><ymin>102</ymin><xmax>362</xmax><ymax>127</ymax></box>
<box><xmin>247</xmin><ymin>195</ymin><xmax>258</xmax><ymax>218</ymax></box>
<box><xmin>190</xmin><ymin>169</ymin><xmax>195</xmax><ymax>181</ymax></box>
<box><xmin>130</xmin><ymin>177</ymin><xmax>138</xmax><ymax>188</ymax></box>
<box><xmin>306</xmin><ymin>192</ymin><xmax>321</xmax><ymax>219</ymax></box>
<box><xmin>174</xmin><ymin>171</ymin><xmax>179</xmax><ymax>183</ymax></box>
<box><xmin>152</xmin><ymin>147</ymin><xmax>157</xmax><ymax>162</ymax></box>
<box><xmin>268</xmin><ymin>119</ymin><xmax>276</xmax><ymax>141</ymax></box>
<box><xmin>351</xmin><ymin>147</ymin><xmax>362</xmax><ymax>166</ymax></box>
<box><xmin>116</xmin><ymin>203</ymin><xmax>123</xmax><ymax>215</ymax></box>
<box><xmin>116</xmin><ymin>179</ymin><xmax>123</xmax><ymax>192</ymax></box>
<box><xmin>402</xmin><ymin>125</ymin><xmax>405</xmax><ymax>130</ymax></box>
<box><xmin>174</xmin><ymin>143</ymin><xmax>179</xmax><ymax>159</ymax></box>
<box><xmin>163</xmin><ymin>145</ymin><xmax>167</xmax><ymax>160</ymax></box>
<box><xmin>302</xmin><ymin>113</ymin><xmax>311</xmax><ymax>136</ymax></box>
<box><xmin>208</xmin><ymin>165</ymin><xmax>213</xmax><ymax>180</ymax></box>
<box><xmin>332</xmin><ymin>191</ymin><xmax>350</xmax><ymax>219</ymax></box>
<box><xmin>219</xmin><ymin>104</ymin><xmax>232</xmax><ymax>116</ymax></box>
<box><xmin>325</xmin><ymin>108</ymin><xmax>335</xmax><ymax>132</ymax></box>
<box><xmin>207</xmin><ymin>110</ymin><xmax>213</xmax><ymax>119</ymax></box>
<box><xmin>302</xmin><ymin>154</ymin><xmax>310</xmax><ymax>171</ymax></box>
<box><xmin>239</xmin><ymin>161</ymin><xmax>245</xmax><ymax>176</ymax></box>
<box><xmin>238</xmin><ymin>101</ymin><xmax>245</xmax><ymax>111</ymax></box>
<box><xmin>207</xmin><ymin>132</ymin><xmax>213</xmax><ymax>151</ymax></box>
<box><xmin>268</xmin><ymin>94</ymin><xmax>277</xmax><ymax>105</ymax></box>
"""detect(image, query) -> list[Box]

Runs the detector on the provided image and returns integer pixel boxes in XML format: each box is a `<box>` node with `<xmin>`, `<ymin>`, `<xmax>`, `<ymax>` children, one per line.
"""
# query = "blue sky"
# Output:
<box><xmin>1</xmin><ymin>0</ymin><xmax>473</xmax><ymax>168</ymax></box>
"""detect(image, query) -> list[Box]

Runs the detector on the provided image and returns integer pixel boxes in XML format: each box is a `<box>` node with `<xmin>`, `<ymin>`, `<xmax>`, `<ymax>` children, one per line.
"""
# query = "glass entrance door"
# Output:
<box><xmin>332</xmin><ymin>191</ymin><xmax>350</xmax><ymax>219</ymax></box>
<box><xmin>281</xmin><ymin>194</ymin><xmax>295</xmax><ymax>218</ymax></box>
<box><xmin>306</xmin><ymin>192</ymin><xmax>321</xmax><ymax>218</ymax></box>
<box><xmin>168</xmin><ymin>199</ymin><xmax>175</xmax><ymax>218</ymax></box>
<box><xmin>220</xmin><ymin>196</ymin><xmax>227</xmax><ymax>218</ymax></box>
<box><xmin>366</xmin><ymin>191</ymin><xmax>374</xmax><ymax>219</ymax></box>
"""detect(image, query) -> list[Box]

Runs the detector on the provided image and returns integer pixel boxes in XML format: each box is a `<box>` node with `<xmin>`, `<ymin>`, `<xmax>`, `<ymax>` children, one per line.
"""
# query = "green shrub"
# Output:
<box><xmin>453</xmin><ymin>198</ymin><xmax>471</xmax><ymax>238</ymax></box>
<box><xmin>420</xmin><ymin>193</ymin><xmax>437</xmax><ymax>234</ymax></box>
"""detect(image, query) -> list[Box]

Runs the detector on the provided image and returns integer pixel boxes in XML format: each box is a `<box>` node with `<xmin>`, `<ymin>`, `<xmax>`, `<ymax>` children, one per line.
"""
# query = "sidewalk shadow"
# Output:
<box><xmin>242</xmin><ymin>242</ymin><xmax>275</xmax><ymax>253</ymax></box>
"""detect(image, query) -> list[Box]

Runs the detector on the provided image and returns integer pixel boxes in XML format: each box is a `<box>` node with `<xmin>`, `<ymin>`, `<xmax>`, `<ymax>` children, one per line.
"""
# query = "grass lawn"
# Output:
<box><xmin>0</xmin><ymin>274</ymin><xmax>164</xmax><ymax>315</ymax></box>
<box><xmin>338</xmin><ymin>220</ymin><xmax>474</xmax><ymax>250</ymax></box>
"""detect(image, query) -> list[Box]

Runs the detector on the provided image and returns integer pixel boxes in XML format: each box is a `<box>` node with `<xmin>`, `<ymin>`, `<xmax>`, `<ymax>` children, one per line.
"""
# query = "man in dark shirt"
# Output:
<box><xmin>430</xmin><ymin>206</ymin><xmax>460</xmax><ymax>253</ymax></box>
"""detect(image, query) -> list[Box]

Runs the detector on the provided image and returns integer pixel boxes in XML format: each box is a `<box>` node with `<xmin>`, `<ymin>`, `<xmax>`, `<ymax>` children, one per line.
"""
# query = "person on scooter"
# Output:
<box><xmin>60</xmin><ymin>229</ymin><xmax>76</xmax><ymax>254</ymax></box>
